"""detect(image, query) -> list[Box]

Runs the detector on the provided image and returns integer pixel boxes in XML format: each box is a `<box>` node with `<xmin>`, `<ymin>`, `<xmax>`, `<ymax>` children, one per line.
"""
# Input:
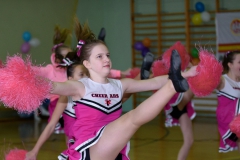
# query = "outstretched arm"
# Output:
<box><xmin>121</xmin><ymin>75</ymin><xmax>169</xmax><ymax>93</ymax></box>
<box><xmin>108</xmin><ymin>69</ymin><xmax>131</xmax><ymax>79</ymax></box>
<box><xmin>121</xmin><ymin>66</ymin><xmax>197</xmax><ymax>93</ymax></box>
<box><xmin>25</xmin><ymin>96</ymin><xmax>68</xmax><ymax>160</ymax></box>
<box><xmin>51</xmin><ymin>80</ymin><xmax>84</xmax><ymax>99</ymax></box>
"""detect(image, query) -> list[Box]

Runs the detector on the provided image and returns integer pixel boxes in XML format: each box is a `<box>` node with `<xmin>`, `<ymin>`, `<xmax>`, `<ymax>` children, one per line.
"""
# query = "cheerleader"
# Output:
<box><xmin>216</xmin><ymin>50</ymin><xmax>240</xmax><ymax>153</ymax></box>
<box><xmin>2</xmin><ymin>20</ymin><xmax>200</xmax><ymax>160</ymax></box>
<box><xmin>45</xmin><ymin>20</ymin><xmax>197</xmax><ymax>160</ymax></box>
<box><xmin>25</xmin><ymin>59</ymin><xmax>88</xmax><ymax>160</ymax></box>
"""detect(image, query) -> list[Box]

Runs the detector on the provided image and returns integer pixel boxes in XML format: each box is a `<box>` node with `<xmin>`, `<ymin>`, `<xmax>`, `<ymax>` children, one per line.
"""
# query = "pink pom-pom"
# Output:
<box><xmin>151</xmin><ymin>60</ymin><xmax>169</xmax><ymax>77</ymax></box>
<box><xmin>126</xmin><ymin>67</ymin><xmax>140</xmax><ymax>79</ymax></box>
<box><xmin>162</xmin><ymin>41</ymin><xmax>190</xmax><ymax>71</ymax></box>
<box><xmin>187</xmin><ymin>48</ymin><xmax>223</xmax><ymax>97</ymax></box>
<box><xmin>230</xmin><ymin>115</ymin><xmax>240</xmax><ymax>138</ymax></box>
<box><xmin>0</xmin><ymin>54</ymin><xmax>52</xmax><ymax>113</ymax></box>
<box><xmin>5</xmin><ymin>149</ymin><xmax>28</xmax><ymax>160</ymax></box>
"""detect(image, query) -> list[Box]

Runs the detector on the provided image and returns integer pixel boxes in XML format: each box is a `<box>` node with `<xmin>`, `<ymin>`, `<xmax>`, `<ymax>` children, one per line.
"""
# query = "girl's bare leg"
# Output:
<box><xmin>177</xmin><ymin>89</ymin><xmax>194</xmax><ymax>111</ymax></box>
<box><xmin>34</xmin><ymin>110</ymin><xmax>41</xmax><ymax>121</ymax></box>
<box><xmin>90</xmin><ymin>80</ymin><xmax>177</xmax><ymax>160</ymax></box>
<box><xmin>176</xmin><ymin>90</ymin><xmax>194</xmax><ymax>160</ymax></box>
<box><xmin>177</xmin><ymin>114</ymin><xmax>193</xmax><ymax>160</ymax></box>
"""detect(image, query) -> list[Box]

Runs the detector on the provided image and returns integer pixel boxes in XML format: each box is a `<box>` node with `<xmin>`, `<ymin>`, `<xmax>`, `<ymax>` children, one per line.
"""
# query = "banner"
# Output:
<box><xmin>216</xmin><ymin>12</ymin><xmax>240</xmax><ymax>60</ymax></box>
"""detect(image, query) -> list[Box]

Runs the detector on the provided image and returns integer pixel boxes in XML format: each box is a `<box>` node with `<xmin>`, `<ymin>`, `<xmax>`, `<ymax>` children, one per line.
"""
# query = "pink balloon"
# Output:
<box><xmin>21</xmin><ymin>42</ymin><xmax>30</xmax><ymax>53</ymax></box>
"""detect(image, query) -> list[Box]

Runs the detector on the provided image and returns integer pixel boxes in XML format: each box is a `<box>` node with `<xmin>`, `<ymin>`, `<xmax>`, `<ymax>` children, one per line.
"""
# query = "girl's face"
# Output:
<box><xmin>228</xmin><ymin>54</ymin><xmax>240</xmax><ymax>77</ymax></box>
<box><xmin>84</xmin><ymin>44</ymin><xmax>112</xmax><ymax>77</ymax></box>
<box><xmin>69</xmin><ymin>65</ymin><xmax>88</xmax><ymax>81</ymax></box>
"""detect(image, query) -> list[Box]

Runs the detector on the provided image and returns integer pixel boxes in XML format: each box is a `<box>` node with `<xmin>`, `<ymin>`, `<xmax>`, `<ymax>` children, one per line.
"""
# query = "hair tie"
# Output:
<box><xmin>59</xmin><ymin>58</ymin><xmax>74</xmax><ymax>67</ymax></box>
<box><xmin>52</xmin><ymin>43</ymin><xmax>63</xmax><ymax>52</ymax></box>
<box><xmin>76</xmin><ymin>40</ymin><xmax>85</xmax><ymax>57</ymax></box>
<box><xmin>225</xmin><ymin>51</ymin><xmax>231</xmax><ymax>57</ymax></box>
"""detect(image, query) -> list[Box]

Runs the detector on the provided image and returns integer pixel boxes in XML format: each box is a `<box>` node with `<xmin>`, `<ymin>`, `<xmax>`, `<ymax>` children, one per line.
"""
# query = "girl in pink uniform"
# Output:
<box><xmin>164</xmin><ymin>90</ymin><xmax>195</xmax><ymax>160</ymax></box>
<box><xmin>26</xmin><ymin>30</ymin><xmax>141</xmax><ymax>160</ymax></box>
<box><xmin>45</xmin><ymin>20</ymin><xmax>197</xmax><ymax>160</ymax></box>
<box><xmin>163</xmin><ymin>62</ymin><xmax>197</xmax><ymax>160</ymax></box>
<box><xmin>25</xmin><ymin>59</ymin><xmax>88</xmax><ymax>160</ymax></box>
<box><xmin>52</xmin><ymin>46</ymin><xmax>195</xmax><ymax>160</ymax></box>
<box><xmin>36</xmin><ymin>26</ymin><xmax>71</xmax><ymax>133</ymax></box>
<box><xmin>0</xmin><ymin>19</ymin><xmax>199</xmax><ymax>160</ymax></box>
<box><xmin>39</xmin><ymin>26</ymin><xmax>131</xmax><ymax>133</ymax></box>
<box><xmin>216</xmin><ymin>50</ymin><xmax>240</xmax><ymax>153</ymax></box>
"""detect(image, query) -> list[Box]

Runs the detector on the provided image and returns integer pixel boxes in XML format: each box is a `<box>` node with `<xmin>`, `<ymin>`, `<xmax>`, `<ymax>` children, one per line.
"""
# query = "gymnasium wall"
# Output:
<box><xmin>76</xmin><ymin>0</ymin><xmax>239</xmax><ymax>112</ymax></box>
<box><xmin>0</xmin><ymin>0</ymin><xmax>77</xmax><ymax>64</ymax></box>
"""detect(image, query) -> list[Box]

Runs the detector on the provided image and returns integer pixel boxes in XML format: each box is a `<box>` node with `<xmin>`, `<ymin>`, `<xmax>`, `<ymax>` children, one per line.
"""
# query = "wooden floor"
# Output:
<box><xmin>0</xmin><ymin>108</ymin><xmax>240</xmax><ymax>160</ymax></box>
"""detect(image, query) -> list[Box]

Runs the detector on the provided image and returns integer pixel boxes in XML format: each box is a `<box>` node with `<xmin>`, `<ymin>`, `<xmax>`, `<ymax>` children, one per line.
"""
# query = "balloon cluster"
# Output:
<box><xmin>21</xmin><ymin>31</ymin><xmax>40</xmax><ymax>54</ymax></box>
<box><xmin>133</xmin><ymin>37</ymin><xmax>151</xmax><ymax>57</ymax></box>
<box><xmin>192</xmin><ymin>2</ymin><xmax>211</xmax><ymax>25</ymax></box>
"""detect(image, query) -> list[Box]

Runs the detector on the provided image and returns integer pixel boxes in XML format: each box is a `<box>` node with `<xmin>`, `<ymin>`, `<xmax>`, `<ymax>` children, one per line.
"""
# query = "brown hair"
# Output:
<box><xmin>62</xmin><ymin>51</ymin><xmax>89</xmax><ymax>78</ymax></box>
<box><xmin>222</xmin><ymin>50</ymin><xmax>240</xmax><ymax>73</ymax></box>
<box><xmin>74</xmin><ymin>17</ymin><xmax>106</xmax><ymax>64</ymax></box>
<box><xmin>52</xmin><ymin>25</ymin><xmax>71</xmax><ymax>64</ymax></box>
<box><xmin>53</xmin><ymin>25</ymin><xmax>71</xmax><ymax>45</ymax></box>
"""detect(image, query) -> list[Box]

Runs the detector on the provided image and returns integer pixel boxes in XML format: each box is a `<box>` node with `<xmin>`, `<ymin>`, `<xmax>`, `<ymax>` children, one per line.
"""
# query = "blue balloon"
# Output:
<box><xmin>134</xmin><ymin>42</ymin><xmax>145</xmax><ymax>51</ymax></box>
<box><xmin>141</xmin><ymin>47</ymin><xmax>150</xmax><ymax>57</ymax></box>
<box><xmin>195</xmin><ymin>2</ymin><xmax>205</xmax><ymax>12</ymax></box>
<box><xmin>22</xmin><ymin>31</ymin><xmax>32</xmax><ymax>42</ymax></box>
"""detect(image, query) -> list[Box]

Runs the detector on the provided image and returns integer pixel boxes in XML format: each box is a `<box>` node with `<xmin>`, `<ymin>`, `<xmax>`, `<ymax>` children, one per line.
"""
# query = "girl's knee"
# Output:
<box><xmin>189</xmin><ymin>138</ymin><xmax>194</xmax><ymax>146</ymax></box>
<box><xmin>183</xmin><ymin>135</ymin><xmax>194</xmax><ymax>147</ymax></box>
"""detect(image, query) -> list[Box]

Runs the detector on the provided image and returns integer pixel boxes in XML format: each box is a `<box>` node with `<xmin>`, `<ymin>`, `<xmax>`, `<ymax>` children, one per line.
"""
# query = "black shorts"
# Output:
<box><xmin>170</xmin><ymin>106</ymin><xmax>187</xmax><ymax>119</ymax></box>
<box><xmin>59</xmin><ymin>116</ymin><xmax>64</xmax><ymax>128</ymax></box>
<box><xmin>85</xmin><ymin>148</ymin><xmax>122</xmax><ymax>160</ymax></box>
<box><xmin>229</xmin><ymin>133</ymin><xmax>238</xmax><ymax>142</ymax></box>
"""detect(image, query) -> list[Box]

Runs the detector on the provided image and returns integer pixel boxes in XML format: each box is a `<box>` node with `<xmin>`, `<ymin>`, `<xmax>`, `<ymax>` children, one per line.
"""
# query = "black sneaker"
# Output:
<box><xmin>141</xmin><ymin>52</ymin><xmax>155</xmax><ymax>80</ymax></box>
<box><xmin>98</xmin><ymin>28</ymin><xmax>106</xmax><ymax>42</ymax></box>
<box><xmin>168</xmin><ymin>50</ymin><xmax>189</xmax><ymax>92</ymax></box>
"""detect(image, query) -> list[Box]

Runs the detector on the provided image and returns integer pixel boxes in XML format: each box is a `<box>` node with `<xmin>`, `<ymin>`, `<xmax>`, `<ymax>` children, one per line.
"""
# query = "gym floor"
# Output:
<box><xmin>0</xmin><ymin>107</ymin><xmax>240</xmax><ymax>160</ymax></box>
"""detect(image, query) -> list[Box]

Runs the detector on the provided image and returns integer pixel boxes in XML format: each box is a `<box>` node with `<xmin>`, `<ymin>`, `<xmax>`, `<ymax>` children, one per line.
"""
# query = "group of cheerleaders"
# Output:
<box><xmin>1</xmin><ymin>17</ymin><xmax>240</xmax><ymax>160</ymax></box>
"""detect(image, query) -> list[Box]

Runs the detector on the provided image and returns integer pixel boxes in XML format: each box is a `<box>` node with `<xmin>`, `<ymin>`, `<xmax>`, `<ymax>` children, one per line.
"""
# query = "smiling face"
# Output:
<box><xmin>228</xmin><ymin>53</ymin><xmax>240</xmax><ymax>77</ymax></box>
<box><xmin>83</xmin><ymin>44</ymin><xmax>112</xmax><ymax>77</ymax></box>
